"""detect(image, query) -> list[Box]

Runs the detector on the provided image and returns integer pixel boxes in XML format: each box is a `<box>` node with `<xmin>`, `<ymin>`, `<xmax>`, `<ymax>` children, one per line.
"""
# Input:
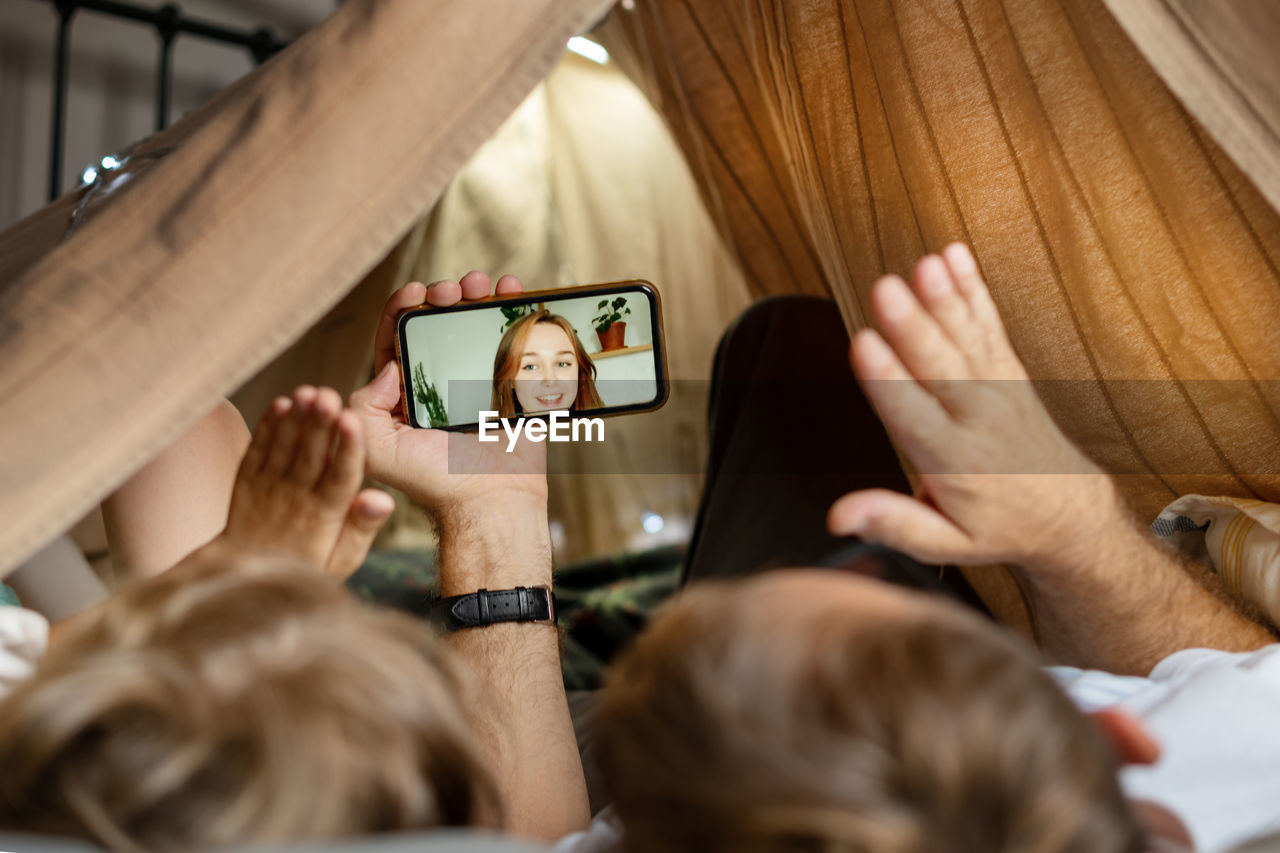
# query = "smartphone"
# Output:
<box><xmin>394</xmin><ymin>280</ymin><xmax>668</xmax><ymax>430</ymax></box>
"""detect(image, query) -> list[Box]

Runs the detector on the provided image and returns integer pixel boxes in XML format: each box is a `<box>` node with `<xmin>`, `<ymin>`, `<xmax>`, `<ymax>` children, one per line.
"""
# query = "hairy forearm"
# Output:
<box><xmin>435</xmin><ymin>497</ymin><xmax>589</xmax><ymax>841</ymax></box>
<box><xmin>1018</xmin><ymin>483</ymin><xmax>1275</xmax><ymax>674</ymax></box>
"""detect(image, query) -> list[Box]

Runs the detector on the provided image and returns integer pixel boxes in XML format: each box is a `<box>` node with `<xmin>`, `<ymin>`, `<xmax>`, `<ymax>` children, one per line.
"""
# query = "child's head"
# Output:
<box><xmin>491</xmin><ymin>310</ymin><xmax>604</xmax><ymax>418</ymax></box>
<box><xmin>0</xmin><ymin>555</ymin><xmax>500</xmax><ymax>852</ymax></box>
<box><xmin>594</xmin><ymin>572</ymin><xmax>1143</xmax><ymax>853</ymax></box>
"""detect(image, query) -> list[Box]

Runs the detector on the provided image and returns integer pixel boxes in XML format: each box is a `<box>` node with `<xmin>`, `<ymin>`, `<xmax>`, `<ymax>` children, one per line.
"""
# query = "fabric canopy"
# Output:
<box><xmin>599</xmin><ymin>0</ymin><xmax>1280</xmax><ymax>628</ymax></box>
<box><xmin>1102</xmin><ymin>0</ymin><xmax>1280</xmax><ymax>221</ymax></box>
<box><xmin>5</xmin><ymin>0</ymin><xmax>1280</xmax><ymax>592</ymax></box>
<box><xmin>603</xmin><ymin>0</ymin><xmax>1280</xmax><ymax>520</ymax></box>
<box><xmin>0</xmin><ymin>0</ymin><xmax>613</xmax><ymax>576</ymax></box>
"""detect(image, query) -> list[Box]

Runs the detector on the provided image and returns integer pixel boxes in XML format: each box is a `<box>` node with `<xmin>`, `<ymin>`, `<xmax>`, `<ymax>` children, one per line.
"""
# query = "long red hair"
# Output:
<box><xmin>491</xmin><ymin>310</ymin><xmax>604</xmax><ymax>417</ymax></box>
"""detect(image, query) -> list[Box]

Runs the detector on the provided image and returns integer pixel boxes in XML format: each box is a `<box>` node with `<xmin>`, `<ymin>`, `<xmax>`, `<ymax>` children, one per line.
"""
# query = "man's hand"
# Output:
<box><xmin>348</xmin><ymin>271</ymin><xmax>547</xmax><ymax>516</ymax></box>
<box><xmin>827</xmin><ymin>244</ymin><xmax>1115</xmax><ymax>573</ymax></box>
<box><xmin>831</xmin><ymin>244</ymin><xmax>1274</xmax><ymax>670</ymax></box>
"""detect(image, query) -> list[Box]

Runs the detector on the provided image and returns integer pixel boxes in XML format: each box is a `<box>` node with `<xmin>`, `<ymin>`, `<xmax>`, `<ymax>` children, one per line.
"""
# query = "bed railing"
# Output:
<box><xmin>28</xmin><ymin>0</ymin><xmax>288</xmax><ymax>201</ymax></box>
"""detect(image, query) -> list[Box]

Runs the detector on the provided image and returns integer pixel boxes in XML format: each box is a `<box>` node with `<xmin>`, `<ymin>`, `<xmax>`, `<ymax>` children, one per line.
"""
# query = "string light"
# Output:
<box><xmin>567</xmin><ymin>36</ymin><xmax>609</xmax><ymax>65</ymax></box>
<box><xmin>642</xmin><ymin>512</ymin><xmax>665</xmax><ymax>534</ymax></box>
<box><xmin>80</xmin><ymin>153</ymin><xmax>124</xmax><ymax>187</ymax></box>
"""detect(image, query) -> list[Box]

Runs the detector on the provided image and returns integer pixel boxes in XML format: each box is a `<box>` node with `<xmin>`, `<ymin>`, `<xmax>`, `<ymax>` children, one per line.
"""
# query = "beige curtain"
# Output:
<box><xmin>602</xmin><ymin>0</ymin><xmax>1280</xmax><ymax>526</ymax></box>
<box><xmin>0</xmin><ymin>0</ymin><xmax>615</xmax><ymax>576</ymax></box>
<box><xmin>230</xmin><ymin>226</ymin><xmax>428</xmax><ymax>428</ymax></box>
<box><xmin>595</xmin><ymin>0</ymin><xmax>1280</xmax><ymax>630</ymax></box>
<box><xmin>8</xmin><ymin>0</ymin><xmax>1280</xmax><ymax>585</ymax></box>
<box><xmin>1103</xmin><ymin>0</ymin><xmax>1280</xmax><ymax>221</ymax></box>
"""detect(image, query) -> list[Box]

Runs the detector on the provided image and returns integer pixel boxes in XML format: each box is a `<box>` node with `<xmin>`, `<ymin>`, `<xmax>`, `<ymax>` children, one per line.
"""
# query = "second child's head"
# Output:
<box><xmin>595</xmin><ymin>571</ymin><xmax>1145</xmax><ymax>853</ymax></box>
<box><xmin>0</xmin><ymin>556</ymin><xmax>500</xmax><ymax>852</ymax></box>
<box><xmin>491</xmin><ymin>310</ymin><xmax>604</xmax><ymax>417</ymax></box>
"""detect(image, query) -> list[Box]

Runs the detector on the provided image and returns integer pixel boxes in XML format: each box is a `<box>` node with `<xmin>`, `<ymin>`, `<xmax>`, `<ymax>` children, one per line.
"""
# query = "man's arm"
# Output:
<box><xmin>1014</xmin><ymin>481</ymin><xmax>1273</xmax><ymax>672</ymax></box>
<box><xmin>828</xmin><ymin>244</ymin><xmax>1274</xmax><ymax>674</ymax></box>
<box><xmin>435</xmin><ymin>497</ymin><xmax>589</xmax><ymax>840</ymax></box>
<box><xmin>349</xmin><ymin>272</ymin><xmax>589</xmax><ymax>841</ymax></box>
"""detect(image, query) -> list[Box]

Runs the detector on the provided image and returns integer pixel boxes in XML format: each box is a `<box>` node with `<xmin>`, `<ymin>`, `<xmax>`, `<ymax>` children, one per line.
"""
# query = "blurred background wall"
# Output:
<box><xmin>0</xmin><ymin>0</ymin><xmax>333</xmax><ymax>229</ymax></box>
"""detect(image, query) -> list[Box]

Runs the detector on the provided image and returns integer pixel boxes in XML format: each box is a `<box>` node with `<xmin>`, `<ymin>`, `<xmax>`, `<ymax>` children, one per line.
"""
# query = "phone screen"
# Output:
<box><xmin>396</xmin><ymin>281</ymin><xmax>667</xmax><ymax>430</ymax></box>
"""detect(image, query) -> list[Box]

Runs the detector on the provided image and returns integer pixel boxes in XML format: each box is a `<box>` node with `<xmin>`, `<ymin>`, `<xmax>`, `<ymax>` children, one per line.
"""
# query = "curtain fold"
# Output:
<box><xmin>1100</xmin><ymin>0</ymin><xmax>1280</xmax><ymax>221</ymax></box>
<box><xmin>602</xmin><ymin>0</ymin><xmax>1280</xmax><ymax>526</ymax></box>
<box><xmin>599</xmin><ymin>0</ymin><xmax>1280</xmax><ymax>631</ymax></box>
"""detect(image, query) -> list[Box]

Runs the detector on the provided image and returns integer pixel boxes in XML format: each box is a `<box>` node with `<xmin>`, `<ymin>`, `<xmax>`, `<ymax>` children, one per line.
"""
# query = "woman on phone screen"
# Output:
<box><xmin>491</xmin><ymin>310</ymin><xmax>604</xmax><ymax>418</ymax></box>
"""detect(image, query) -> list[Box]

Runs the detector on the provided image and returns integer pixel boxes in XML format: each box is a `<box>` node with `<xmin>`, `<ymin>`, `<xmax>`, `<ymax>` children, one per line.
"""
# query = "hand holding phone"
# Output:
<box><xmin>348</xmin><ymin>273</ymin><xmax>551</xmax><ymax>513</ymax></box>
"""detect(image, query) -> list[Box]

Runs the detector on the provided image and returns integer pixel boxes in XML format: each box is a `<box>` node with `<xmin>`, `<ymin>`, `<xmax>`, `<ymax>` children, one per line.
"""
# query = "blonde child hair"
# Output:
<box><xmin>0</xmin><ymin>555</ymin><xmax>500</xmax><ymax>852</ymax></box>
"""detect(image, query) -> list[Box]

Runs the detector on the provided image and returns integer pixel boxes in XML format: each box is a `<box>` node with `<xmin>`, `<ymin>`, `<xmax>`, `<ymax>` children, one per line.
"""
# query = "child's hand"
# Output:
<box><xmin>216</xmin><ymin>385</ymin><xmax>394</xmax><ymax>579</ymax></box>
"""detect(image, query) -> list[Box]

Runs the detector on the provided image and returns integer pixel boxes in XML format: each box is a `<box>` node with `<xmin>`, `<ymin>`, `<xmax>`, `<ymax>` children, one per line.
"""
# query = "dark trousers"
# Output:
<box><xmin>685</xmin><ymin>296</ymin><xmax>988</xmax><ymax>613</ymax></box>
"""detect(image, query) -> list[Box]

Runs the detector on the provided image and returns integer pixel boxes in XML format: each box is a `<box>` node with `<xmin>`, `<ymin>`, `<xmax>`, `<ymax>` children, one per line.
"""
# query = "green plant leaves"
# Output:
<box><xmin>593</xmin><ymin>294</ymin><xmax>632</xmax><ymax>333</ymax></box>
<box><xmin>411</xmin><ymin>362</ymin><xmax>449</xmax><ymax>427</ymax></box>
<box><xmin>499</xmin><ymin>303</ymin><xmax>536</xmax><ymax>331</ymax></box>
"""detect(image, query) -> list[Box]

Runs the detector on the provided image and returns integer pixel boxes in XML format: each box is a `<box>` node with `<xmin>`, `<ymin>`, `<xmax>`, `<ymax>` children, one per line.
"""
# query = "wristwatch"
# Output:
<box><xmin>430</xmin><ymin>586</ymin><xmax>555</xmax><ymax>632</ymax></box>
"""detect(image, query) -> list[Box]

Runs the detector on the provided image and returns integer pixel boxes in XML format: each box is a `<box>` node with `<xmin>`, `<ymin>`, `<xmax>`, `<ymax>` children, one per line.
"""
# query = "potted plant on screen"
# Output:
<box><xmin>499</xmin><ymin>303</ymin><xmax>536</xmax><ymax>332</ymax></box>
<box><xmin>412</xmin><ymin>363</ymin><xmax>449</xmax><ymax>428</ymax></box>
<box><xmin>593</xmin><ymin>296</ymin><xmax>632</xmax><ymax>351</ymax></box>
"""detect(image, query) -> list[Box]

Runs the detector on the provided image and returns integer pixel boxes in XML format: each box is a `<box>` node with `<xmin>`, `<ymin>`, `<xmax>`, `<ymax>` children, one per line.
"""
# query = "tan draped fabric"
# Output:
<box><xmin>1103</xmin><ymin>0</ymin><xmax>1280</xmax><ymax>221</ymax></box>
<box><xmin>230</xmin><ymin>226</ymin><xmax>429</xmax><ymax>429</ymax></box>
<box><xmin>602</xmin><ymin>0</ymin><xmax>1280</xmax><ymax>526</ymax></box>
<box><xmin>0</xmin><ymin>0</ymin><xmax>614</xmax><ymax>577</ymax></box>
<box><xmin>6</xmin><ymin>0</ymin><xmax>1280</xmax><ymax>587</ymax></box>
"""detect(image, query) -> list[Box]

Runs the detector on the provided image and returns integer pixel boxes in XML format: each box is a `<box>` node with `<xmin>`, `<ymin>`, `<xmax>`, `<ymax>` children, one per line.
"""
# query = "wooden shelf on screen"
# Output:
<box><xmin>591</xmin><ymin>343</ymin><xmax>652</xmax><ymax>360</ymax></box>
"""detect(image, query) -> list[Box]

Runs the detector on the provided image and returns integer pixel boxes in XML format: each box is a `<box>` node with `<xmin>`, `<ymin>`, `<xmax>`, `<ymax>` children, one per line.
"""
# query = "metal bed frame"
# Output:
<box><xmin>26</xmin><ymin>0</ymin><xmax>288</xmax><ymax>201</ymax></box>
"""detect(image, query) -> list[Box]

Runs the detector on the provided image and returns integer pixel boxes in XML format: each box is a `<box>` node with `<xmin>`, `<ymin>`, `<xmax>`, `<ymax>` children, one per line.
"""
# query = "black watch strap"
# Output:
<box><xmin>431</xmin><ymin>586</ymin><xmax>554</xmax><ymax>632</ymax></box>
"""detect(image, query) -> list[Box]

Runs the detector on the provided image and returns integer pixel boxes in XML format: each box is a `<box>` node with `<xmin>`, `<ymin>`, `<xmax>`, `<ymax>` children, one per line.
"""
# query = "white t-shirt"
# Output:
<box><xmin>1050</xmin><ymin>645</ymin><xmax>1280</xmax><ymax>852</ymax></box>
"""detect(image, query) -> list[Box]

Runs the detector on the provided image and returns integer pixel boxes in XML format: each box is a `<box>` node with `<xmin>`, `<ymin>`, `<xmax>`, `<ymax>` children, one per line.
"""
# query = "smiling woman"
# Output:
<box><xmin>492</xmin><ymin>310</ymin><xmax>604</xmax><ymax>418</ymax></box>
